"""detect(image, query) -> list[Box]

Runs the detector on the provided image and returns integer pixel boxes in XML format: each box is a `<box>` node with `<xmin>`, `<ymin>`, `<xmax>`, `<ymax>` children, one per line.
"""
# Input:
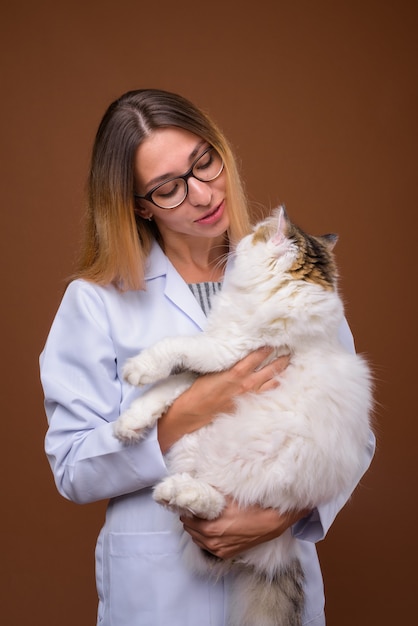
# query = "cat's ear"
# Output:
<box><xmin>320</xmin><ymin>233</ymin><xmax>338</xmax><ymax>250</ymax></box>
<box><xmin>271</xmin><ymin>205</ymin><xmax>289</xmax><ymax>246</ymax></box>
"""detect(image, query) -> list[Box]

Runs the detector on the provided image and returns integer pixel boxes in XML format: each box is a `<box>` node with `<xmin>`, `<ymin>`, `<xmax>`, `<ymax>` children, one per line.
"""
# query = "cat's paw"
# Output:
<box><xmin>113</xmin><ymin>408</ymin><xmax>155</xmax><ymax>443</ymax></box>
<box><xmin>153</xmin><ymin>475</ymin><xmax>225</xmax><ymax>519</ymax></box>
<box><xmin>122</xmin><ymin>354</ymin><xmax>164</xmax><ymax>386</ymax></box>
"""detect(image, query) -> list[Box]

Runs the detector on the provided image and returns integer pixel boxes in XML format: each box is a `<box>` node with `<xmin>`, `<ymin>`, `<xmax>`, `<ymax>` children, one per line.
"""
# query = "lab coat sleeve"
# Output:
<box><xmin>40</xmin><ymin>282</ymin><xmax>168</xmax><ymax>504</ymax></box>
<box><xmin>292</xmin><ymin>316</ymin><xmax>376</xmax><ymax>542</ymax></box>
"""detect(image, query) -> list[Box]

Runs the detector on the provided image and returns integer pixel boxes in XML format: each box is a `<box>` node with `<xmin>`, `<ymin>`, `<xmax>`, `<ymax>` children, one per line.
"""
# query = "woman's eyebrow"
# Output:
<box><xmin>145</xmin><ymin>139</ymin><xmax>207</xmax><ymax>189</ymax></box>
<box><xmin>189</xmin><ymin>139</ymin><xmax>207</xmax><ymax>161</ymax></box>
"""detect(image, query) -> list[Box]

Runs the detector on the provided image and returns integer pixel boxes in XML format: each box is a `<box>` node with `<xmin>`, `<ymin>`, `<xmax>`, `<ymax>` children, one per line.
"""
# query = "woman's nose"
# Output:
<box><xmin>187</xmin><ymin>177</ymin><xmax>212</xmax><ymax>206</ymax></box>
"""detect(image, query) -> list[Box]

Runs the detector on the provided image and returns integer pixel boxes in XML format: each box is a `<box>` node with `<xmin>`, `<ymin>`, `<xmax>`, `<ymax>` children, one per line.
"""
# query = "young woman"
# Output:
<box><xmin>40</xmin><ymin>89</ymin><xmax>375</xmax><ymax>626</ymax></box>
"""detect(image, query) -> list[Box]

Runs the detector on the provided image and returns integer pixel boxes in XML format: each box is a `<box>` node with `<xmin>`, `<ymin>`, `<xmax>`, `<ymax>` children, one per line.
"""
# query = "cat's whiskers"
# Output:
<box><xmin>212</xmin><ymin>247</ymin><xmax>232</xmax><ymax>279</ymax></box>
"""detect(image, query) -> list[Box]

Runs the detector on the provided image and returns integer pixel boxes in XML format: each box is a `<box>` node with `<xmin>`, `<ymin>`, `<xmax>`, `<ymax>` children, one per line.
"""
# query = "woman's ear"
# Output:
<box><xmin>134</xmin><ymin>200</ymin><xmax>153</xmax><ymax>221</ymax></box>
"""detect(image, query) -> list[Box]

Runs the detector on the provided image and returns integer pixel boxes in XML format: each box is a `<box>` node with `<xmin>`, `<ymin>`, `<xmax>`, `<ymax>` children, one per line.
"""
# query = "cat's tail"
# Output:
<box><xmin>228</xmin><ymin>560</ymin><xmax>304</xmax><ymax>626</ymax></box>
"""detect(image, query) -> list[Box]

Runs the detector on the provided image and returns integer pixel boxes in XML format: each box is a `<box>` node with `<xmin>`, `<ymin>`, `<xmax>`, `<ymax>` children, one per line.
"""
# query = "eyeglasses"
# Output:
<box><xmin>134</xmin><ymin>146</ymin><xmax>224</xmax><ymax>210</ymax></box>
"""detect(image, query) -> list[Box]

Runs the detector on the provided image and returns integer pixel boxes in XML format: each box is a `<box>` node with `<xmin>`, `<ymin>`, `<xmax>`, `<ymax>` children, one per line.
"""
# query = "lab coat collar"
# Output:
<box><xmin>144</xmin><ymin>240</ymin><xmax>208</xmax><ymax>331</ymax></box>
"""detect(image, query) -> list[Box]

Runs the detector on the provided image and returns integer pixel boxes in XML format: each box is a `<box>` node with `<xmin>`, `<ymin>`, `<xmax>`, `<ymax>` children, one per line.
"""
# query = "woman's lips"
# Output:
<box><xmin>195</xmin><ymin>201</ymin><xmax>225</xmax><ymax>225</ymax></box>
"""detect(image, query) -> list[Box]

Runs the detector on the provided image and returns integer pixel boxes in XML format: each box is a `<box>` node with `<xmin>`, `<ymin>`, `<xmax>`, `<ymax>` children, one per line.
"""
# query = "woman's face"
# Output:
<box><xmin>134</xmin><ymin>127</ymin><xmax>229</xmax><ymax>243</ymax></box>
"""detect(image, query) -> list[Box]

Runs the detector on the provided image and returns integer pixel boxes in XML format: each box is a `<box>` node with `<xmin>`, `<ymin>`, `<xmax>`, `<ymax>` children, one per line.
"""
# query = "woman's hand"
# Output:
<box><xmin>157</xmin><ymin>347</ymin><xmax>289</xmax><ymax>452</ymax></box>
<box><xmin>180</xmin><ymin>497</ymin><xmax>311</xmax><ymax>560</ymax></box>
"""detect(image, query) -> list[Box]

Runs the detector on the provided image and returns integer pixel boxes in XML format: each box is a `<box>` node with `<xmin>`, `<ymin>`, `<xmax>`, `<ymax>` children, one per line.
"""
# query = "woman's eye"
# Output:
<box><xmin>197</xmin><ymin>152</ymin><xmax>213</xmax><ymax>169</ymax></box>
<box><xmin>196</xmin><ymin>152</ymin><xmax>213</xmax><ymax>171</ymax></box>
<box><xmin>155</xmin><ymin>181</ymin><xmax>180</xmax><ymax>199</ymax></box>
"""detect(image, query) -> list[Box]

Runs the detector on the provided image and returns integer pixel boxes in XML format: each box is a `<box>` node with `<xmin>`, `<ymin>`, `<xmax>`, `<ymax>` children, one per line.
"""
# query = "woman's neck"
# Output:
<box><xmin>163</xmin><ymin>234</ymin><xmax>228</xmax><ymax>283</ymax></box>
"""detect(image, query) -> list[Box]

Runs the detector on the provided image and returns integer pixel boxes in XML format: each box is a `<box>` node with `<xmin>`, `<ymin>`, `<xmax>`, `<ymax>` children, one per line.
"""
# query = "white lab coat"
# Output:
<box><xmin>41</xmin><ymin>240</ymin><xmax>375</xmax><ymax>626</ymax></box>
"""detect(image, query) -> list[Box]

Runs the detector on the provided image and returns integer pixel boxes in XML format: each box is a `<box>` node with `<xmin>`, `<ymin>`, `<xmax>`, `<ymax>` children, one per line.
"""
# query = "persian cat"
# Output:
<box><xmin>114</xmin><ymin>206</ymin><xmax>372</xmax><ymax>626</ymax></box>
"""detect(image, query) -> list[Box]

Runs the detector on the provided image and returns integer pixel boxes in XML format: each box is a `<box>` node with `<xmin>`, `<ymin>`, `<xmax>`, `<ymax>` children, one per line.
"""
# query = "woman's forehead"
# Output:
<box><xmin>135</xmin><ymin>127</ymin><xmax>206</xmax><ymax>187</ymax></box>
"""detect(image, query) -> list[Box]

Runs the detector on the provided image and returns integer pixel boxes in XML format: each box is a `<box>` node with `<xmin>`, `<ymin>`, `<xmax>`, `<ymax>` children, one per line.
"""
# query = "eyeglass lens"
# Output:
<box><xmin>151</xmin><ymin>149</ymin><xmax>223</xmax><ymax>209</ymax></box>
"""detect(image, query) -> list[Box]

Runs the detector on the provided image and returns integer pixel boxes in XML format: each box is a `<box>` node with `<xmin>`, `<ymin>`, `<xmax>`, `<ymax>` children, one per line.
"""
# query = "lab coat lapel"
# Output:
<box><xmin>146</xmin><ymin>241</ymin><xmax>208</xmax><ymax>331</ymax></box>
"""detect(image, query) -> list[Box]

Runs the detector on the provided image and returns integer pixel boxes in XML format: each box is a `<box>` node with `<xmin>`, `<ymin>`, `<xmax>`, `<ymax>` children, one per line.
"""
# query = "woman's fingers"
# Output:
<box><xmin>230</xmin><ymin>347</ymin><xmax>290</xmax><ymax>393</ymax></box>
<box><xmin>180</xmin><ymin>498</ymin><xmax>310</xmax><ymax>560</ymax></box>
<box><xmin>158</xmin><ymin>347</ymin><xmax>290</xmax><ymax>450</ymax></box>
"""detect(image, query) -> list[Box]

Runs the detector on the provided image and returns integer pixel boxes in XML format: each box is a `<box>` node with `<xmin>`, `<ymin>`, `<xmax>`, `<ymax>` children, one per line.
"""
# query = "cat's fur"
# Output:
<box><xmin>114</xmin><ymin>206</ymin><xmax>373</xmax><ymax>626</ymax></box>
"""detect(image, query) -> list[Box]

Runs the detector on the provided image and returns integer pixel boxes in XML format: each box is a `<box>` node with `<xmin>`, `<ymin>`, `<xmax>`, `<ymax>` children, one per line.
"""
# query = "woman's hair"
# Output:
<box><xmin>74</xmin><ymin>89</ymin><xmax>252</xmax><ymax>291</ymax></box>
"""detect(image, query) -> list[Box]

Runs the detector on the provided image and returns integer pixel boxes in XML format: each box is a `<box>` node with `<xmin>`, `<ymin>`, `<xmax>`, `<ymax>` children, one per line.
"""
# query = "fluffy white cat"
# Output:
<box><xmin>114</xmin><ymin>206</ymin><xmax>373</xmax><ymax>626</ymax></box>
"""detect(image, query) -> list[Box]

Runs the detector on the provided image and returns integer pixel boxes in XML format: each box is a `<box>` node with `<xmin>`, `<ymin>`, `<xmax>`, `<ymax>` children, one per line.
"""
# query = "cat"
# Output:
<box><xmin>114</xmin><ymin>206</ymin><xmax>373</xmax><ymax>626</ymax></box>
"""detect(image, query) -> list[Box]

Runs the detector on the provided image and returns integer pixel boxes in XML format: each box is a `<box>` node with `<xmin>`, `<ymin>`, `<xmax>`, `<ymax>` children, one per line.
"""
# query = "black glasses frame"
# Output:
<box><xmin>134</xmin><ymin>146</ymin><xmax>224</xmax><ymax>210</ymax></box>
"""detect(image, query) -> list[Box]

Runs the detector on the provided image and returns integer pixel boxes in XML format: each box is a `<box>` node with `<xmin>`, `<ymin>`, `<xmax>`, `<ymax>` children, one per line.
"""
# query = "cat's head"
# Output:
<box><xmin>234</xmin><ymin>206</ymin><xmax>338</xmax><ymax>291</ymax></box>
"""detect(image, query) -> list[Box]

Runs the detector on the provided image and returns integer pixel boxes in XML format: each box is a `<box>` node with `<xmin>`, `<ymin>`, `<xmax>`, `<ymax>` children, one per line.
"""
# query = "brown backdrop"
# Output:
<box><xmin>1</xmin><ymin>1</ymin><xmax>417</xmax><ymax>624</ymax></box>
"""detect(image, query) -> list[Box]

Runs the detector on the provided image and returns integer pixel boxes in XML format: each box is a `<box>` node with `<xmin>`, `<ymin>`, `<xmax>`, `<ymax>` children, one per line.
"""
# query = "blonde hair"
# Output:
<box><xmin>74</xmin><ymin>89</ymin><xmax>252</xmax><ymax>291</ymax></box>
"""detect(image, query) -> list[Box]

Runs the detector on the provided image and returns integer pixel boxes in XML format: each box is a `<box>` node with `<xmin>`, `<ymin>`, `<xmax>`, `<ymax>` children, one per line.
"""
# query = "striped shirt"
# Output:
<box><xmin>188</xmin><ymin>282</ymin><xmax>222</xmax><ymax>316</ymax></box>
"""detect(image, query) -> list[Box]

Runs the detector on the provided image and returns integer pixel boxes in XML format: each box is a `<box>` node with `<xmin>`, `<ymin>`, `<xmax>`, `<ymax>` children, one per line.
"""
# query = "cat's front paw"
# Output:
<box><xmin>122</xmin><ymin>354</ymin><xmax>163</xmax><ymax>386</ymax></box>
<box><xmin>113</xmin><ymin>408</ymin><xmax>154</xmax><ymax>443</ymax></box>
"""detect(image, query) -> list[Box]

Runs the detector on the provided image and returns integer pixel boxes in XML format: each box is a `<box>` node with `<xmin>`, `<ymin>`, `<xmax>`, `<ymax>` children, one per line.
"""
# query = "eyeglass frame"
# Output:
<box><xmin>134</xmin><ymin>146</ymin><xmax>224</xmax><ymax>210</ymax></box>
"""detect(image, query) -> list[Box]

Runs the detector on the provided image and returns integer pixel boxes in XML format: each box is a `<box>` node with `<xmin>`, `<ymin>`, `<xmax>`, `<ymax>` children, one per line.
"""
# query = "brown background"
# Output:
<box><xmin>1</xmin><ymin>1</ymin><xmax>417</xmax><ymax>624</ymax></box>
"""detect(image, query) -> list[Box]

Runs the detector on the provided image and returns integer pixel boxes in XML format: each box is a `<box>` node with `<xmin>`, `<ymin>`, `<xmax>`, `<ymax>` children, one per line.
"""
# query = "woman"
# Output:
<box><xmin>40</xmin><ymin>89</ymin><xmax>374</xmax><ymax>626</ymax></box>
